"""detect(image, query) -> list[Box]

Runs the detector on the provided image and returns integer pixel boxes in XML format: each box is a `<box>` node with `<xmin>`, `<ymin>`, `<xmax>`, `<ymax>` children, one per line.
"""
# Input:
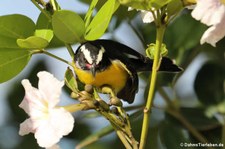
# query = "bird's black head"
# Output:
<box><xmin>74</xmin><ymin>42</ymin><xmax>111</xmax><ymax>76</ymax></box>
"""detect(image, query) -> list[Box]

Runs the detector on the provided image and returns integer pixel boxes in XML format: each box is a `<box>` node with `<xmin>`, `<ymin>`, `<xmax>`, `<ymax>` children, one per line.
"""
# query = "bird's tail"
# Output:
<box><xmin>131</xmin><ymin>57</ymin><xmax>183</xmax><ymax>72</ymax></box>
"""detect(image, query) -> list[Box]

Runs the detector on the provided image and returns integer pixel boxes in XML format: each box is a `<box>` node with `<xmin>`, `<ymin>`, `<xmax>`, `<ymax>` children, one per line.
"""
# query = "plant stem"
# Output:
<box><xmin>116</xmin><ymin>131</ymin><xmax>132</xmax><ymax>149</ymax></box>
<box><xmin>92</xmin><ymin>89</ymin><xmax>138</xmax><ymax>148</ymax></box>
<box><xmin>65</xmin><ymin>44</ymin><xmax>75</xmax><ymax>60</ymax></box>
<box><xmin>43</xmin><ymin>50</ymin><xmax>72</xmax><ymax>65</ymax></box>
<box><xmin>139</xmin><ymin>26</ymin><xmax>166</xmax><ymax>149</ymax></box>
<box><xmin>50</xmin><ymin>0</ymin><xmax>57</xmax><ymax>11</ymax></box>
<box><xmin>166</xmin><ymin>108</ymin><xmax>209</xmax><ymax>144</ymax></box>
<box><xmin>31</xmin><ymin>0</ymin><xmax>51</xmax><ymax>19</ymax></box>
<box><xmin>62</xmin><ymin>103</ymin><xmax>86</xmax><ymax>113</ymax></box>
<box><xmin>76</xmin><ymin>125</ymin><xmax>114</xmax><ymax>149</ymax></box>
<box><xmin>223</xmin><ymin>115</ymin><xmax>225</xmax><ymax>149</ymax></box>
<box><xmin>159</xmin><ymin>86</ymin><xmax>210</xmax><ymax>146</ymax></box>
<box><xmin>33</xmin><ymin>49</ymin><xmax>72</xmax><ymax>66</ymax></box>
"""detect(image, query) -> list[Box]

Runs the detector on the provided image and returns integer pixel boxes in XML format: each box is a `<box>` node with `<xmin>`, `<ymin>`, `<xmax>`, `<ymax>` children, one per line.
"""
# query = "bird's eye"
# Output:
<box><xmin>82</xmin><ymin>56</ymin><xmax>90</xmax><ymax>64</ymax></box>
<box><xmin>82</xmin><ymin>58</ymin><xmax>92</xmax><ymax>69</ymax></box>
<box><xmin>84</xmin><ymin>58</ymin><xmax>89</xmax><ymax>64</ymax></box>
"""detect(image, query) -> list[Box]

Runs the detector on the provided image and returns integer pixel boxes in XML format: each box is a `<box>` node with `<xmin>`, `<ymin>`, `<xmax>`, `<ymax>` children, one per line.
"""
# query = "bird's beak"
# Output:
<box><xmin>90</xmin><ymin>64</ymin><xmax>96</xmax><ymax>77</ymax></box>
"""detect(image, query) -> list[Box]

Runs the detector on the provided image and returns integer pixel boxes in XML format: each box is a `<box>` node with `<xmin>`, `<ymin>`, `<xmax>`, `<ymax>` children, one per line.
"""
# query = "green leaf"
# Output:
<box><xmin>0</xmin><ymin>14</ymin><xmax>35</xmax><ymax>39</ymax></box>
<box><xmin>85</xmin><ymin>0</ymin><xmax>119</xmax><ymax>40</ymax></box>
<box><xmin>167</xmin><ymin>0</ymin><xmax>183</xmax><ymax>17</ymax></box>
<box><xmin>84</xmin><ymin>0</ymin><xmax>99</xmax><ymax>28</ymax></box>
<box><xmin>118</xmin><ymin>0</ymin><xmax>171</xmax><ymax>10</ymax></box>
<box><xmin>36</xmin><ymin>12</ymin><xmax>51</xmax><ymax>29</ymax></box>
<box><xmin>180</xmin><ymin>108</ymin><xmax>220</xmax><ymax>130</ymax></box>
<box><xmin>17</xmin><ymin>36</ymin><xmax>49</xmax><ymax>49</ymax></box>
<box><xmin>35</xmin><ymin>29</ymin><xmax>54</xmax><ymax>42</ymax></box>
<box><xmin>118</xmin><ymin>0</ymin><xmax>152</xmax><ymax>10</ymax></box>
<box><xmin>16</xmin><ymin>29</ymin><xmax>53</xmax><ymax>49</ymax></box>
<box><xmin>166</xmin><ymin>107</ymin><xmax>220</xmax><ymax>131</ymax></box>
<box><xmin>159</xmin><ymin>121</ymin><xmax>190</xmax><ymax>149</ymax></box>
<box><xmin>0</xmin><ymin>14</ymin><xmax>35</xmax><ymax>49</ymax></box>
<box><xmin>165</xmin><ymin>14</ymin><xmax>207</xmax><ymax>51</ymax></box>
<box><xmin>151</xmin><ymin>0</ymin><xmax>171</xmax><ymax>9</ymax></box>
<box><xmin>36</xmin><ymin>12</ymin><xmax>64</xmax><ymax>48</ymax></box>
<box><xmin>52</xmin><ymin>10</ymin><xmax>85</xmax><ymax>44</ymax></box>
<box><xmin>194</xmin><ymin>62</ymin><xmax>225</xmax><ymax>106</ymax></box>
<box><xmin>0</xmin><ymin>15</ymin><xmax>34</xmax><ymax>82</ymax></box>
<box><xmin>64</xmin><ymin>67</ymin><xmax>79</xmax><ymax>93</ymax></box>
<box><xmin>0</xmin><ymin>48</ymin><xmax>31</xmax><ymax>83</ymax></box>
<box><xmin>0</xmin><ymin>36</ymin><xmax>19</xmax><ymax>49</ymax></box>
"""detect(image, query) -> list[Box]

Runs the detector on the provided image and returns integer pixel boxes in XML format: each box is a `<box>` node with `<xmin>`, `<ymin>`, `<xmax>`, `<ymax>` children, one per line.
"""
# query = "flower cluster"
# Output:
<box><xmin>191</xmin><ymin>0</ymin><xmax>225</xmax><ymax>46</ymax></box>
<box><xmin>132</xmin><ymin>0</ymin><xmax>225</xmax><ymax>47</ymax></box>
<box><xmin>19</xmin><ymin>71</ymin><xmax>74</xmax><ymax>148</ymax></box>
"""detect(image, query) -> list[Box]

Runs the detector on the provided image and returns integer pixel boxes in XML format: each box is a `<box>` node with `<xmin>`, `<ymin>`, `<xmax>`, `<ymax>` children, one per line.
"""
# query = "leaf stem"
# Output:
<box><xmin>65</xmin><ymin>44</ymin><xmax>75</xmax><ymax>60</ymax></box>
<box><xmin>30</xmin><ymin>0</ymin><xmax>51</xmax><ymax>20</ymax></box>
<box><xmin>50</xmin><ymin>0</ymin><xmax>57</xmax><ymax>11</ymax></box>
<box><xmin>139</xmin><ymin>25</ymin><xmax>166</xmax><ymax>149</ymax></box>
<box><xmin>32</xmin><ymin>49</ymin><xmax>72</xmax><ymax>66</ymax></box>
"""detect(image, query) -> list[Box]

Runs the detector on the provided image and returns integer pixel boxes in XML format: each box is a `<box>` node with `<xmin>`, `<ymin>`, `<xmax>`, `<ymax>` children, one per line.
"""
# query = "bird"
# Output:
<box><xmin>73</xmin><ymin>39</ymin><xmax>182</xmax><ymax>104</ymax></box>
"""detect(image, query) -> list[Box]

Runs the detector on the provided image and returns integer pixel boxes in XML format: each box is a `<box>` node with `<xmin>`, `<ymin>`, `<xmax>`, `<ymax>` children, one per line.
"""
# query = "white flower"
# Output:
<box><xmin>191</xmin><ymin>0</ymin><xmax>225</xmax><ymax>46</ymax></box>
<box><xmin>128</xmin><ymin>7</ymin><xmax>155</xmax><ymax>23</ymax></box>
<box><xmin>19</xmin><ymin>71</ymin><xmax>74</xmax><ymax>148</ymax></box>
<box><xmin>140</xmin><ymin>10</ymin><xmax>155</xmax><ymax>23</ymax></box>
<box><xmin>47</xmin><ymin>144</ymin><xmax>61</xmax><ymax>149</ymax></box>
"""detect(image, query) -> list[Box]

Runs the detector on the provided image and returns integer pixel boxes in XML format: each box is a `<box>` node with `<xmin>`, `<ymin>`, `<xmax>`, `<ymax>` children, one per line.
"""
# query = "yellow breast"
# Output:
<box><xmin>73</xmin><ymin>60</ymin><xmax>129</xmax><ymax>93</ymax></box>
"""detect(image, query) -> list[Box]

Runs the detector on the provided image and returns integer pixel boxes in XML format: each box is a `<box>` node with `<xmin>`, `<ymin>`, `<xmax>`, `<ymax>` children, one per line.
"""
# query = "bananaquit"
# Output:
<box><xmin>73</xmin><ymin>39</ymin><xmax>181</xmax><ymax>104</ymax></box>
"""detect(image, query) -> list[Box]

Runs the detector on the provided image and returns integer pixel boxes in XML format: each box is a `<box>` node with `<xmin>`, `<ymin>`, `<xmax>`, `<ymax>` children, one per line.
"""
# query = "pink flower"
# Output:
<box><xmin>19</xmin><ymin>71</ymin><xmax>74</xmax><ymax>148</ymax></box>
<box><xmin>191</xmin><ymin>0</ymin><xmax>225</xmax><ymax>46</ymax></box>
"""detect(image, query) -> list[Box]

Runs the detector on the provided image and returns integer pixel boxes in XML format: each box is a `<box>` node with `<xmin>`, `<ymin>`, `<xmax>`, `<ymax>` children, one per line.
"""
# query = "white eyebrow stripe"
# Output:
<box><xmin>80</xmin><ymin>45</ymin><xmax>93</xmax><ymax>64</ymax></box>
<box><xmin>96</xmin><ymin>46</ymin><xmax>105</xmax><ymax>65</ymax></box>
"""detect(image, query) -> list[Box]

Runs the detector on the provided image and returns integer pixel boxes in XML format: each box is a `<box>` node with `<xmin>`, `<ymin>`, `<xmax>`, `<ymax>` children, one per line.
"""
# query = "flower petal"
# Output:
<box><xmin>37</xmin><ymin>71</ymin><xmax>64</xmax><ymax>108</ymax></box>
<box><xmin>200</xmin><ymin>22</ymin><xmax>225</xmax><ymax>46</ymax></box>
<box><xmin>141</xmin><ymin>11</ymin><xmax>154</xmax><ymax>23</ymax></box>
<box><xmin>19</xmin><ymin>71</ymin><xmax>74</xmax><ymax>149</ymax></box>
<box><xmin>35</xmin><ymin>122</ymin><xmax>60</xmax><ymax>148</ymax></box>
<box><xmin>191</xmin><ymin>0</ymin><xmax>222</xmax><ymax>26</ymax></box>
<box><xmin>47</xmin><ymin>144</ymin><xmax>61</xmax><ymax>149</ymax></box>
<box><xmin>19</xmin><ymin>119</ymin><xmax>35</xmax><ymax>136</ymax></box>
<box><xmin>128</xmin><ymin>7</ymin><xmax>134</xmax><ymax>11</ymax></box>
<box><xmin>20</xmin><ymin>79</ymin><xmax>47</xmax><ymax>115</ymax></box>
<box><xmin>34</xmin><ymin>108</ymin><xmax>74</xmax><ymax>148</ymax></box>
<box><xmin>49</xmin><ymin>108</ymin><xmax>75</xmax><ymax>136</ymax></box>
